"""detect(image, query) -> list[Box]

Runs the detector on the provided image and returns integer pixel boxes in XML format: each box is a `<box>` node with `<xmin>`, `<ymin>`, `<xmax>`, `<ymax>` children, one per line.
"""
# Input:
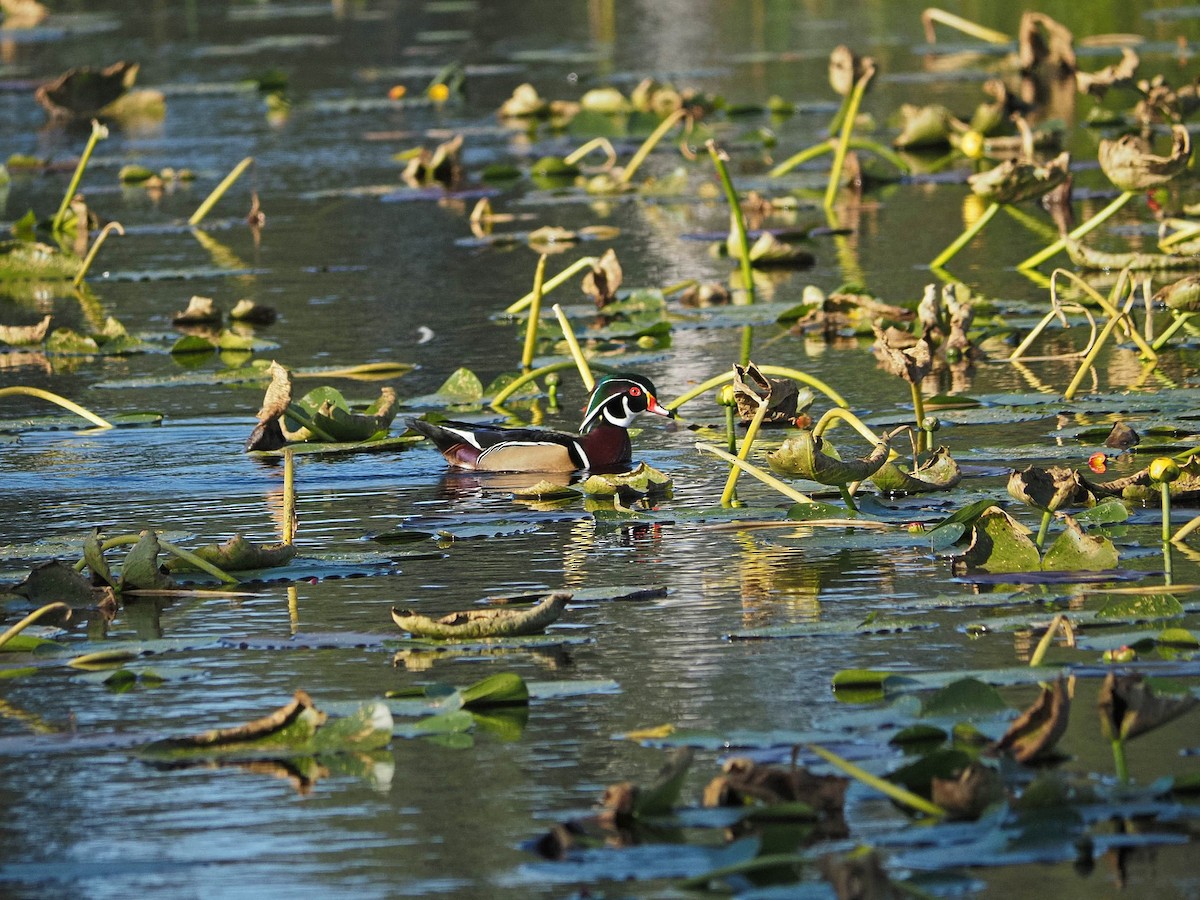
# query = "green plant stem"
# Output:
<box><xmin>552</xmin><ymin>303</ymin><xmax>594</xmax><ymax>391</ymax></box>
<box><xmin>824</xmin><ymin>63</ymin><xmax>874</xmax><ymax>209</ymax></box>
<box><xmin>188</xmin><ymin>156</ymin><xmax>254</xmax><ymax>226</ymax></box>
<box><xmin>910</xmin><ymin>382</ymin><xmax>927</xmax><ymax>453</ymax></box>
<box><xmin>720</xmin><ymin>397</ymin><xmax>770</xmax><ymax>506</ymax></box>
<box><xmin>929</xmin><ymin>200</ymin><xmax>1000</xmax><ymax>269</ymax></box>
<box><xmin>72</xmin><ymin>221</ymin><xmax>124</xmax><ymax>287</ymax></box>
<box><xmin>1017</xmin><ymin>191</ymin><xmax>1135</xmax><ymax>270</ymax></box>
<box><xmin>0</xmin><ymin>602</ymin><xmax>69</xmax><ymax>651</ymax></box>
<box><xmin>506</xmin><ymin>256</ymin><xmax>598</xmax><ymax>314</ymax></box>
<box><xmin>283</xmin><ymin>403</ymin><xmax>339</xmax><ymax>442</ymax></box>
<box><xmin>521</xmin><ymin>255</ymin><xmax>547</xmax><ymax>371</ymax></box>
<box><xmin>283</xmin><ymin>448</ymin><xmax>296</xmax><ymax>544</ymax></box>
<box><xmin>739</xmin><ymin>325</ymin><xmax>753</xmax><ymax>368</ymax></box>
<box><xmin>806</xmin><ymin>742</ymin><xmax>946</xmax><ymax>818</ymax></box>
<box><xmin>1111</xmin><ymin>738</ymin><xmax>1129</xmax><ymax>783</ymax></box>
<box><xmin>697</xmin><ymin>443</ymin><xmax>813</xmax><ymax>506</ymax></box>
<box><xmin>707</xmin><ymin>140</ymin><xmax>756</xmax><ymax>307</ymax></box>
<box><xmin>0</xmin><ymin>386</ymin><xmax>113</xmax><ymax>429</ymax></box>
<box><xmin>76</xmin><ymin>533</ymin><xmax>238</xmax><ymax>584</ymax></box>
<box><xmin>837</xmin><ymin>484</ymin><xmax>858</xmax><ymax>513</ymax></box>
<box><xmin>1035</xmin><ymin>509</ymin><xmax>1053</xmax><ymax>550</ymax></box>
<box><xmin>52</xmin><ymin>120</ymin><xmax>107</xmax><ymax>234</ymax></box>
<box><xmin>667</xmin><ymin>366</ymin><xmax>849</xmax><ymax>412</ymax></box>
<box><xmin>1161</xmin><ymin>482</ymin><xmax>1173</xmax><ymax>544</ymax></box>
<box><xmin>619</xmin><ymin>108</ymin><xmax>687</xmax><ymax>185</ymax></box>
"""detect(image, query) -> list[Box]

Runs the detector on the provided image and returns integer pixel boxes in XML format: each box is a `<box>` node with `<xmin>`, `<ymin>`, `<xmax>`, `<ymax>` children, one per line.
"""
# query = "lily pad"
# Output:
<box><xmin>390</xmin><ymin>592</ymin><xmax>570</xmax><ymax>639</ymax></box>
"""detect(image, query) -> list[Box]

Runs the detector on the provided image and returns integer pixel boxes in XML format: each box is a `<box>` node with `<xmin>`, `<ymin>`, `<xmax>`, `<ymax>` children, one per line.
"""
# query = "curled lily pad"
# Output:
<box><xmin>1084</xmin><ymin>456</ymin><xmax>1200</xmax><ymax>503</ymax></box>
<box><xmin>991</xmin><ymin>676</ymin><xmax>1070</xmax><ymax>764</ymax></box>
<box><xmin>172</xmin><ymin>295</ymin><xmax>221</xmax><ymax>325</ymax></box>
<box><xmin>390</xmin><ymin>592</ymin><xmax>570</xmax><ymax>640</ymax></box>
<box><xmin>35</xmin><ymin>61</ymin><xmax>139</xmax><ymax>121</ymax></box>
<box><xmin>968</xmin><ymin>152</ymin><xmax>1070</xmax><ymax>205</ymax></box>
<box><xmin>872</xmin><ymin>325</ymin><xmax>932</xmax><ymax>384</ymax></box>
<box><xmin>732</xmin><ymin>362</ymin><xmax>811</xmax><ymax>426</ymax></box>
<box><xmin>401</xmin><ymin>367</ymin><xmax>484</xmax><ymax>409</ymax></box>
<box><xmin>119</xmin><ymin>531</ymin><xmax>177</xmax><ymax>591</ymax></box>
<box><xmin>1007</xmin><ymin>465</ymin><xmax>1089</xmax><ymax>512</ymax></box>
<box><xmin>499</xmin><ymin>83</ymin><xmax>550</xmax><ymax>118</ymax></box>
<box><xmin>893</xmin><ymin>103</ymin><xmax>958</xmax><ymax>151</ymax></box>
<box><xmin>1099</xmin><ymin>124</ymin><xmax>1191</xmax><ymax>191</ymax></box>
<box><xmin>767</xmin><ymin>430</ymin><xmax>891</xmax><ymax>486</ymax></box>
<box><xmin>1153</xmin><ymin>274</ymin><xmax>1200</xmax><ymax>312</ymax></box>
<box><xmin>289</xmin><ymin>385</ymin><xmax>398</xmax><ymax>443</ymax></box>
<box><xmin>1098</xmin><ymin>672</ymin><xmax>1199</xmax><ymax>742</ymax></box>
<box><xmin>582</xmin><ymin>248</ymin><xmax>622</xmax><ymax>308</ymax></box>
<box><xmin>0</xmin><ymin>241</ymin><xmax>81</xmax><ymax>280</ymax></box>
<box><xmin>953</xmin><ymin>507</ymin><xmax>1040</xmax><ymax>574</ymax></box>
<box><xmin>870</xmin><ymin>447</ymin><xmax>962</xmax><ymax>494</ymax></box>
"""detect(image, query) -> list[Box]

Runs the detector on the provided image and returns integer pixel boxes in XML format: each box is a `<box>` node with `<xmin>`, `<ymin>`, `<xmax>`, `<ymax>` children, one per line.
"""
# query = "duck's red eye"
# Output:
<box><xmin>628</xmin><ymin>386</ymin><xmax>642</xmax><ymax>397</ymax></box>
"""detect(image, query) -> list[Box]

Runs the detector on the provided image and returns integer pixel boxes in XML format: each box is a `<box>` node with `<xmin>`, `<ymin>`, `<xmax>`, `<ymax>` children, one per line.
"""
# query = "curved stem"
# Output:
<box><xmin>667</xmin><ymin>366</ymin><xmax>849</xmax><ymax>412</ymax></box>
<box><xmin>189</xmin><ymin>156</ymin><xmax>254</xmax><ymax>226</ymax></box>
<box><xmin>0</xmin><ymin>602</ymin><xmax>70</xmax><ymax>651</ymax></box>
<box><xmin>0</xmin><ymin>386</ymin><xmax>113</xmax><ymax>429</ymax></box>
<box><xmin>929</xmin><ymin>200</ymin><xmax>999</xmax><ymax>269</ymax></box>
<box><xmin>564</xmin><ymin>136</ymin><xmax>617</xmax><ymax>170</ymax></box>
<box><xmin>812</xmin><ymin>407</ymin><xmax>882</xmax><ymax>444</ymax></box>
<box><xmin>72</xmin><ymin>221</ymin><xmax>124</xmax><ymax>287</ymax></box>
<box><xmin>824</xmin><ymin>62</ymin><xmax>875</xmax><ymax>209</ymax></box>
<box><xmin>489</xmin><ymin>360</ymin><xmax>616</xmax><ymax>408</ymax></box>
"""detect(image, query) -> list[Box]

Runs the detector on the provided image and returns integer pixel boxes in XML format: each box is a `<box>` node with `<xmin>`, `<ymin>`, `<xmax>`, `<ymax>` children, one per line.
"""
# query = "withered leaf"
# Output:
<box><xmin>991</xmin><ymin>676</ymin><xmax>1070</xmax><ymax>764</ymax></box>
<box><xmin>1098</xmin><ymin>671</ymin><xmax>1200</xmax><ymax>742</ymax></box>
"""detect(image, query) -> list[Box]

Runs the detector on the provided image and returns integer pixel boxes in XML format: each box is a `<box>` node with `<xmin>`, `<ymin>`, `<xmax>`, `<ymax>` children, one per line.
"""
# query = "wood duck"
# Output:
<box><xmin>408</xmin><ymin>373</ymin><xmax>673</xmax><ymax>473</ymax></box>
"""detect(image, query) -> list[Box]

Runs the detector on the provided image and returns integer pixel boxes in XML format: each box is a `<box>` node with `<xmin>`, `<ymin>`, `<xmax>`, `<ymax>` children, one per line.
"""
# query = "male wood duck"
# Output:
<box><xmin>409</xmin><ymin>373</ymin><xmax>673</xmax><ymax>473</ymax></box>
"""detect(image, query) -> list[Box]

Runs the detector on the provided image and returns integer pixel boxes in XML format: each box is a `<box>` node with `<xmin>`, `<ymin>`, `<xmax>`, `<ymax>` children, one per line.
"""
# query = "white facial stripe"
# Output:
<box><xmin>444</xmin><ymin>426</ymin><xmax>483</xmax><ymax>450</ymax></box>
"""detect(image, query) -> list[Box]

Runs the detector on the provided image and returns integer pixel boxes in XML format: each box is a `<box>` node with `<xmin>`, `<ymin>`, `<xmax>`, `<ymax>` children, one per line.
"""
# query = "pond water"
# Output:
<box><xmin>3</xmin><ymin>1</ymin><xmax>1200</xmax><ymax>897</ymax></box>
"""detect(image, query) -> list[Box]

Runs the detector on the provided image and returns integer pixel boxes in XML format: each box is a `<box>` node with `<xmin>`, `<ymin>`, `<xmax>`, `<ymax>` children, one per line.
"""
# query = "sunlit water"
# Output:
<box><xmin>2</xmin><ymin>1</ymin><xmax>1200</xmax><ymax>896</ymax></box>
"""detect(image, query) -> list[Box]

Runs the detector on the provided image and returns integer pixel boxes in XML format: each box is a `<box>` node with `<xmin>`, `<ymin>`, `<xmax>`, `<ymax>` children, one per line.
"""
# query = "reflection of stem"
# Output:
<box><xmin>1017</xmin><ymin>191</ymin><xmax>1135</xmax><ymax>270</ymax></box>
<box><xmin>1035</xmin><ymin>509</ymin><xmax>1052</xmax><ymax>549</ymax></box>
<box><xmin>72</xmin><ymin>221</ymin><xmax>124</xmax><ymax>287</ymax></box>
<box><xmin>707</xmin><ymin>140</ymin><xmax>756</xmax><ymax>307</ymax></box>
<box><xmin>506</xmin><ymin>256</ymin><xmax>598</xmax><ymax>314</ymax></box>
<box><xmin>552</xmin><ymin>303</ymin><xmax>594</xmax><ymax>391</ymax></box>
<box><xmin>0</xmin><ymin>385</ymin><xmax>113</xmax><ymax>429</ymax></box>
<box><xmin>698</xmin><ymin>442</ymin><xmax>813</xmax><ymax>505</ymax></box>
<box><xmin>929</xmin><ymin>200</ymin><xmax>999</xmax><ymax>269</ymax></box>
<box><xmin>1164</xmin><ymin>539</ymin><xmax>1174</xmax><ymax>585</ymax></box>
<box><xmin>287</xmin><ymin>585</ymin><xmax>299</xmax><ymax>635</ymax></box>
<box><xmin>668</xmin><ymin>366</ymin><xmax>849</xmax><ymax>411</ymax></box>
<box><xmin>52</xmin><ymin>119</ymin><xmax>107</xmax><ymax>234</ymax></box>
<box><xmin>1029</xmin><ymin>613</ymin><xmax>1065</xmax><ymax>667</ymax></box>
<box><xmin>725</xmin><ymin>404</ymin><xmax>736</xmax><ymax>454</ymax></box>
<box><xmin>720</xmin><ymin>397</ymin><xmax>770</xmax><ymax>506</ymax></box>
<box><xmin>619</xmin><ymin>108</ymin><xmax>687</xmax><ymax>185</ymax></box>
<box><xmin>521</xmin><ymin>255</ymin><xmax>547</xmax><ymax>371</ymax></box>
<box><xmin>189</xmin><ymin>156</ymin><xmax>254</xmax><ymax>225</ymax></box>
<box><xmin>1111</xmin><ymin>738</ymin><xmax>1129</xmax><ymax>783</ymax></box>
<box><xmin>739</xmin><ymin>325</ymin><xmax>753</xmax><ymax>368</ymax></box>
<box><xmin>824</xmin><ymin>63</ymin><xmax>875</xmax><ymax>209</ymax></box>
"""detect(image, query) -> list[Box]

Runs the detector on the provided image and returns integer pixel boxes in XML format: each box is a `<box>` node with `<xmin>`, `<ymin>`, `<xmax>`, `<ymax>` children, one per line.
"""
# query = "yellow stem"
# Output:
<box><xmin>72</xmin><ymin>221</ymin><xmax>124</xmax><ymax>287</ymax></box>
<box><xmin>0</xmin><ymin>602</ymin><xmax>70</xmax><ymax>651</ymax></box>
<box><xmin>283</xmin><ymin>449</ymin><xmax>296</xmax><ymax>544</ymax></box>
<box><xmin>824</xmin><ymin>62</ymin><xmax>875</xmax><ymax>209</ymax></box>
<box><xmin>189</xmin><ymin>156</ymin><xmax>254</xmax><ymax>226</ymax></box>
<box><xmin>667</xmin><ymin>366</ymin><xmax>849</xmax><ymax>411</ymax></box>
<box><xmin>506</xmin><ymin>256</ymin><xmax>598</xmax><ymax>314</ymax></box>
<box><xmin>698</xmin><ymin>442</ymin><xmax>813</xmax><ymax>505</ymax></box>
<box><xmin>720</xmin><ymin>395</ymin><xmax>770</xmax><ymax>506</ymax></box>
<box><xmin>619</xmin><ymin>108</ymin><xmax>687</xmax><ymax>185</ymax></box>
<box><xmin>521</xmin><ymin>255</ymin><xmax>547</xmax><ymax>371</ymax></box>
<box><xmin>807</xmin><ymin>742</ymin><xmax>946</xmax><ymax>817</ymax></box>
<box><xmin>0</xmin><ymin>386</ymin><xmax>113</xmax><ymax>429</ymax></box>
<box><xmin>564</xmin><ymin>136</ymin><xmax>617</xmax><ymax>170</ymax></box>
<box><xmin>921</xmin><ymin>8</ymin><xmax>1011</xmax><ymax>43</ymax></box>
<box><xmin>812</xmin><ymin>407</ymin><xmax>883</xmax><ymax>444</ymax></box>
<box><xmin>552</xmin><ymin>303</ymin><xmax>594</xmax><ymax>391</ymax></box>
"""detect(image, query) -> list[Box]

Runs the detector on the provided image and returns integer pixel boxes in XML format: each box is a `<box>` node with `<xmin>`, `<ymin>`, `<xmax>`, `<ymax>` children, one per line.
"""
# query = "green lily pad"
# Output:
<box><xmin>870</xmin><ymin>447</ymin><xmax>962</xmax><ymax>494</ymax></box>
<box><xmin>402</xmin><ymin>367</ymin><xmax>484</xmax><ymax>408</ymax></box>
<box><xmin>767</xmin><ymin>430</ymin><xmax>891</xmax><ymax>486</ymax></box>
<box><xmin>954</xmin><ymin>508</ymin><xmax>1040</xmax><ymax>573</ymax></box>
<box><xmin>1041</xmin><ymin>517</ymin><xmax>1119</xmax><ymax>571</ymax></box>
<box><xmin>0</xmin><ymin>241</ymin><xmax>81</xmax><ymax>280</ymax></box>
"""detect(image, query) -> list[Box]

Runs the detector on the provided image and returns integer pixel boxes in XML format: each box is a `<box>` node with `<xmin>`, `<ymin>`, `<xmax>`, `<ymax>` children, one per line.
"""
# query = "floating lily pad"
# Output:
<box><xmin>390</xmin><ymin>592</ymin><xmax>570</xmax><ymax>639</ymax></box>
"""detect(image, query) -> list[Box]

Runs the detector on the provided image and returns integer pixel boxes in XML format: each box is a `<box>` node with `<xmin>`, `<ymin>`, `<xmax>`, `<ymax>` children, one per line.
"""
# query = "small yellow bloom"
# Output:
<box><xmin>427</xmin><ymin>83</ymin><xmax>450</xmax><ymax>103</ymax></box>
<box><xmin>387</xmin><ymin>84</ymin><xmax>406</xmax><ymax>101</ymax></box>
